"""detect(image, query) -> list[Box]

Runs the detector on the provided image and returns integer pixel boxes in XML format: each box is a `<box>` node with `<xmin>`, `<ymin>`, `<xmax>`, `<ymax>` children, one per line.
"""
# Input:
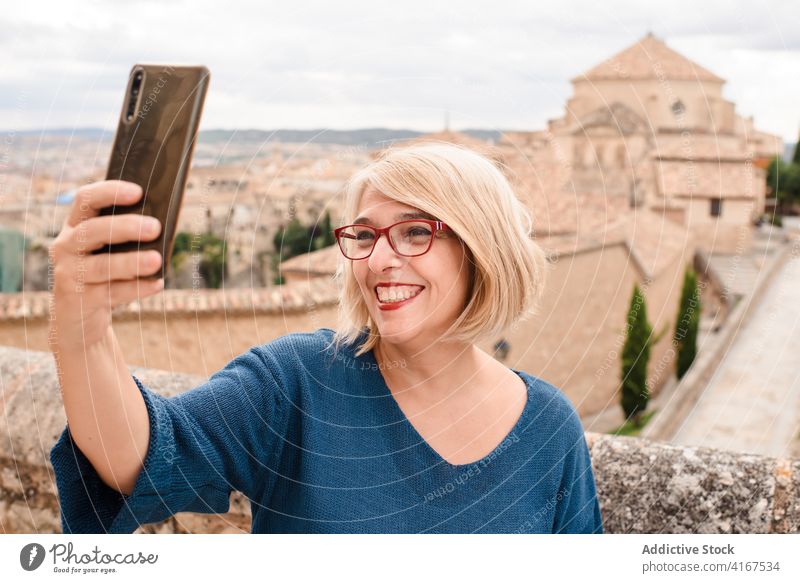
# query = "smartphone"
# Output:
<box><xmin>92</xmin><ymin>63</ymin><xmax>210</xmax><ymax>281</ymax></box>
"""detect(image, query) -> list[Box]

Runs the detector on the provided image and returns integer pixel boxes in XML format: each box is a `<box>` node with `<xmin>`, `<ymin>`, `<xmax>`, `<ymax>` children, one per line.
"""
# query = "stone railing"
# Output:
<box><xmin>1</xmin><ymin>345</ymin><xmax>798</xmax><ymax>534</ymax></box>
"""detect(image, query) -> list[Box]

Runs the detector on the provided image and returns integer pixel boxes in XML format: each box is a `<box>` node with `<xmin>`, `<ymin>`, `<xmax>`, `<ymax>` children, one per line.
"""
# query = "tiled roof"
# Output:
<box><xmin>528</xmin><ymin>188</ymin><xmax>633</xmax><ymax>238</ymax></box>
<box><xmin>280</xmin><ymin>243</ymin><xmax>340</xmax><ymax>276</ymax></box>
<box><xmin>538</xmin><ymin>207</ymin><xmax>691</xmax><ymax>280</ymax></box>
<box><xmin>0</xmin><ymin>277</ymin><xmax>339</xmax><ymax>321</ymax></box>
<box><xmin>499</xmin><ymin>144</ymin><xmax>632</xmax><ymax>236</ymax></box>
<box><xmin>601</xmin><ymin>208</ymin><xmax>691</xmax><ymax>279</ymax></box>
<box><xmin>576</xmin><ymin>33</ymin><xmax>724</xmax><ymax>84</ymax></box>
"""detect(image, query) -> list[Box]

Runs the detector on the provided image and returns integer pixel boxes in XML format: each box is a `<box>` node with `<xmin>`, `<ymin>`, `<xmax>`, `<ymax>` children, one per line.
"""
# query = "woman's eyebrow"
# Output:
<box><xmin>353</xmin><ymin>211</ymin><xmax>435</xmax><ymax>224</ymax></box>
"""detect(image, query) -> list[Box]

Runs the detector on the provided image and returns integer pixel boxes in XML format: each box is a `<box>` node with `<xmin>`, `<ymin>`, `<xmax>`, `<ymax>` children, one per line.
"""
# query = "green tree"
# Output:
<box><xmin>317</xmin><ymin>210</ymin><xmax>336</xmax><ymax>249</ymax></box>
<box><xmin>170</xmin><ymin>231</ymin><xmax>226</xmax><ymax>289</ymax></box>
<box><xmin>766</xmin><ymin>156</ymin><xmax>800</xmax><ymax>215</ymax></box>
<box><xmin>621</xmin><ymin>283</ymin><xmax>653</xmax><ymax>427</ymax></box>
<box><xmin>674</xmin><ymin>267</ymin><xmax>702</xmax><ymax>380</ymax></box>
<box><xmin>766</xmin><ymin>156</ymin><xmax>789</xmax><ymax>200</ymax></box>
<box><xmin>173</xmin><ymin>232</ymin><xmax>192</xmax><ymax>255</ymax></box>
<box><xmin>274</xmin><ymin>218</ymin><xmax>313</xmax><ymax>258</ymax></box>
<box><xmin>271</xmin><ymin>215</ymin><xmax>338</xmax><ymax>283</ymax></box>
<box><xmin>198</xmin><ymin>233</ymin><xmax>226</xmax><ymax>289</ymax></box>
<box><xmin>787</xmin><ymin>163</ymin><xmax>800</xmax><ymax>210</ymax></box>
<box><xmin>170</xmin><ymin>232</ymin><xmax>192</xmax><ymax>274</ymax></box>
<box><xmin>270</xmin><ymin>253</ymin><xmax>285</xmax><ymax>286</ymax></box>
<box><xmin>792</xmin><ymin>133</ymin><xmax>800</xmax><ymax>166</ymax></box>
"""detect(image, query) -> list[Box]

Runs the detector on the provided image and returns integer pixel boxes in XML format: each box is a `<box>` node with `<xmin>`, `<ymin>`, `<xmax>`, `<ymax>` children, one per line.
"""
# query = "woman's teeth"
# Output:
<box><xmin>377</xmin><ymin>286</ymin><xmax>424</xmax><ymax>303</ymax></box>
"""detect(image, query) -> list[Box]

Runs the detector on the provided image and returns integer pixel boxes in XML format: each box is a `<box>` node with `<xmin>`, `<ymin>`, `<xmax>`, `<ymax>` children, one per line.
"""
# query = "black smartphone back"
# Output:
<box><xmin>92</xmin><ymin>64</ymin><xmax>210</xmax><ymax>281</ymax></box>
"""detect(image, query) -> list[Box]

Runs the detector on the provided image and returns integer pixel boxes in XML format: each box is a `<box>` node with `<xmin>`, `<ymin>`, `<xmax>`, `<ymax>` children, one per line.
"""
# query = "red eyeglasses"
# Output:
<box><xmin>333</xmin><ymin>219</ymin><xmax>454</xmax><ymax>260</ymax></box>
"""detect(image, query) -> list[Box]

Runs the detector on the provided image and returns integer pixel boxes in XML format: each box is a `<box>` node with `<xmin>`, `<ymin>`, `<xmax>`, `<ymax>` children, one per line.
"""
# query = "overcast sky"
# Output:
<box><xmin>2</xmin><ymin>0</ymin><xmax>798</xmax><ymax>141</ymax></box>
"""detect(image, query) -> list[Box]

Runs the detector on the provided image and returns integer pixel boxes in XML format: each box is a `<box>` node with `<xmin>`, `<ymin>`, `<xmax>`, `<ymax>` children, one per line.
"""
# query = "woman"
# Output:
<box><xmin>49</xmin><ymin>142</ymin><xmax>603</xmax><ymax>534</ymax></box>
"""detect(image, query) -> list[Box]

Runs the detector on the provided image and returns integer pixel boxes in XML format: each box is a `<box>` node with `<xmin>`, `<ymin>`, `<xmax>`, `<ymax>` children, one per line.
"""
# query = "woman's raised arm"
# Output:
<box><xmin>48</xmin><ymin>179</ymin><xmax>164</xmax><ymax>497</ymax></box>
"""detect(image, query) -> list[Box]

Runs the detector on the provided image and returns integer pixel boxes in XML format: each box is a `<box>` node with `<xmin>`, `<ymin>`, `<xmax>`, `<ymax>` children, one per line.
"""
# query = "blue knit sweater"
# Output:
<box><xmin>50</xmin><ymin>327</ymin><xmax>604</xmax><ymax>534</ymax></box>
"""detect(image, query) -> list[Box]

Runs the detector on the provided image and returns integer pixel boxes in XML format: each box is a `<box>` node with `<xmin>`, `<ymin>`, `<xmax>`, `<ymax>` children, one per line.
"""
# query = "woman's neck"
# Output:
<box><xmin>374</xmin><ymin>337</ymin><xmax>499</xmax><ymax>405</ymax></box>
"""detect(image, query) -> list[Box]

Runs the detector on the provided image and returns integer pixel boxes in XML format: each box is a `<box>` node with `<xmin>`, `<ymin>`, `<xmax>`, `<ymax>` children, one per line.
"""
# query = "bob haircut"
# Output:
<box><xmin>327</xmin><ymin>142</ymin><xmax>549</xmax><ymax>358</ymax></box>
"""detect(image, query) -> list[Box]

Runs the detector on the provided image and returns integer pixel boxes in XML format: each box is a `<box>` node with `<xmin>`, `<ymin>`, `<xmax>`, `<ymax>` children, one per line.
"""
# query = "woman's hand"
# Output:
<box><xmin>49</xmin><ymin>179</ymin><xmax>164</xmax><ymax>350</ymax></box>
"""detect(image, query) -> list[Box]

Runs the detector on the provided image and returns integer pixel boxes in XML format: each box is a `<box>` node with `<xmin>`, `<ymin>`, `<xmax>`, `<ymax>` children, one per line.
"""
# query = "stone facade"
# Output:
<box><xmin>502</xmin><ymin>33</ymin><xmax>783</xmax><ymax>255</ymax></box>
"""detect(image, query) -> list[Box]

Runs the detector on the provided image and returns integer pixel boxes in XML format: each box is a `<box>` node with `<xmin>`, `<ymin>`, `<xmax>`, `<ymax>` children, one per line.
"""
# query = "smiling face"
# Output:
<box><xmin>351</xmin><ymin>186</ymin><xmax>471</xmax><ymax>348</ymax></box>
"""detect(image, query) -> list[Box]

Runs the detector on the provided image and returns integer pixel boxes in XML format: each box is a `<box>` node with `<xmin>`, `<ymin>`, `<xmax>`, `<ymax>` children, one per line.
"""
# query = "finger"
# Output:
<box><xmin>65</xmin><ymin>180</ymin><xmax>143</xmax><ymax>228</ymax></box>
<box><xmin>84</xmin><ymin>276</ymin><xmax>165</xmax><ymax>309</ymax></box>
<box><xmin>77</xmin><ymin>250</ymin><xmax>162</xmax><ymax>284</ymax></box>
<box><xmin>64</xmin><ymin>213</ymin><xmax>161</xmax><ymax>254</ymax></box>
<box><xmin>108</xmin><ymin>276</ymin><xmax>165</xmax><ymax>307</ymax></box>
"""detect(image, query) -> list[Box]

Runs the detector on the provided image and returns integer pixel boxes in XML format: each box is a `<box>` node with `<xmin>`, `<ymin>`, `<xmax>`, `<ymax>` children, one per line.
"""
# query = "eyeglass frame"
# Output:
<box><xmin>333</xmin><ymin>219</ymin><xmax>454</xmax><ymax>260</ymax></box>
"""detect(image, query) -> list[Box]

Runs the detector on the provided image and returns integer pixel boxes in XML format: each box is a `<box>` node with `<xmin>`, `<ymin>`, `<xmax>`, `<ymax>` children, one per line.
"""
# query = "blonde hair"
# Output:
<box><xmin>327</xmin><ymin>142</ymin><xmax>549</xmax><ymax>358</ymax></box>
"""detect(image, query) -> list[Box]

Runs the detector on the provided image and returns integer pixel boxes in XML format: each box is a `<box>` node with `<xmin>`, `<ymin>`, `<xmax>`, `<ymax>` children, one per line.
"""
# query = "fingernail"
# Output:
<box><xmin>146</xmin><ymin>217</ymin><xmax>161</xmax><ymax>233</ymax></box>
<box><xmin>122</xmin><ymin>182</ymin><xmax>143</xmax><ymax>196</ymax></box>
<box><xmin>155</xmin><ymin>278</ymin><xmax>164</xmax><ymax>289</ymax></box>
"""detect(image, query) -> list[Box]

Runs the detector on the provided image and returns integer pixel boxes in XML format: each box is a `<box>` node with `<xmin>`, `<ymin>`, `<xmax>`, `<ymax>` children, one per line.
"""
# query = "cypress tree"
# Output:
<box><xmin>674</xmin><ymin>267</ymin><xmax>701</xmax><ymax>379</ymax></box>
<box><xmin>621</xmin><ymin>283</ymin><xmax>653</xmax><ymax>427</ymax></box>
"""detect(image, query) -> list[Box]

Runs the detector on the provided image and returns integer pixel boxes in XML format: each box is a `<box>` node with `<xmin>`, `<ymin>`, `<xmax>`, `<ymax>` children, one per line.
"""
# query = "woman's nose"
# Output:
<box><xmin>368</xmin><ymin>233</ymin><xmax>404</xmax><ymax>271</ymax></box>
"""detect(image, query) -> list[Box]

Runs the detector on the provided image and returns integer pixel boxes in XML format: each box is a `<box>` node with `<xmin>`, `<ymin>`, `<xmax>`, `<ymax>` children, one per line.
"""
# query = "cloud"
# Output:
<box><xmin>1</xmin><ymin>0</ymin><xmax>797</xmax><ymax>140</ymax></box>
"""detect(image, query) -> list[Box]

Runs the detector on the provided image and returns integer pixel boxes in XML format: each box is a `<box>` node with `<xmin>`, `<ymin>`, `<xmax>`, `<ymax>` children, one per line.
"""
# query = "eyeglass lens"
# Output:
<box><xmin>338</xmin><ymin>221</ymin><xmax>434</xmax><ymax>259</ymax></box>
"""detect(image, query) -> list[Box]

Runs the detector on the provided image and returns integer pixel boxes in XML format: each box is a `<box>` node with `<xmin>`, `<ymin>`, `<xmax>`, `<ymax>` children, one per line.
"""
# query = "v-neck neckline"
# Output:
<box><xmin>364</xmin><ymin>344</ymin><xmax>534</xmax><ymax>471</ymax></box>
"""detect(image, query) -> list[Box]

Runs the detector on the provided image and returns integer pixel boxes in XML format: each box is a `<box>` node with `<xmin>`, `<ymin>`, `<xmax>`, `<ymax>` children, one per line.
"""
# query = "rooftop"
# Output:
<box><xmin>539</xmin><ymin>207</ymin><xmax>692</xmax><ymax>280</ymax></box>
<box><xmin>0</xmin><ymin>277</ymin><xmax>338</xmax><ymax>321</ymax></box>
<box><xmin>574</xmin><ymin>32</ymin><xmax>725</xmax><ymax>84</ymax></box>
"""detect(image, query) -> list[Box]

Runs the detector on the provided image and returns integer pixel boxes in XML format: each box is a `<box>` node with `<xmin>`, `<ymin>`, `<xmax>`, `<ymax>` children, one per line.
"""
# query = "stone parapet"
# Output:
<box><xmin>0</xmin><ymin>346</ymin><xmax>797</xmax><ymax>533</ymax></box>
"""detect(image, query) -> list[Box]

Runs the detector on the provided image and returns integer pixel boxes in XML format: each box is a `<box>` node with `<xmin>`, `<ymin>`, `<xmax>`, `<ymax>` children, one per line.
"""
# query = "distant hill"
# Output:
<box><xmin>199</xmin><ymin>128</ymin><xmax>503</xmax><ymax>147</ymax></box>
<box><xmin>1</xmin><ymin>127</ymin><xmax>503</xmax><ymax>147</ymax></box>
<box><xmin>6</xmin><ymin>128</ymin><xmax>793</xmax><ymax>163</ymax></box>
<box><xmin>201</xmin><ymin>128</ymin><xmax>424</xmax><ymax>146</ymax></box>
<box><xmin>0</xmin><ymin>128</ymin><xmax>112</xmax><ymax>139</ymax></box>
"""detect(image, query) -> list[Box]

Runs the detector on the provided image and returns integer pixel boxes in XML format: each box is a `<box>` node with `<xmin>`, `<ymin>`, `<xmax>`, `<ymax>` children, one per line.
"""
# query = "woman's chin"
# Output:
<box><xmin>371</xmin><ymin>296</ymin><xmax>438</xmax><ymax>344</ymax></box>
<box><xmin>374</xmin><ymin>318</ymin><xmax>422</xmax><ymax>344</ymax></box>
<box><xmin>376</xmin><ymin>321</ymin><xmax>412</xmax><ymax>338</ymax></box>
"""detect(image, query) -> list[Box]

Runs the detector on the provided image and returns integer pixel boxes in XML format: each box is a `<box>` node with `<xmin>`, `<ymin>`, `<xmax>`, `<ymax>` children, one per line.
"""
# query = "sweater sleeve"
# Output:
<box><xmin>49</xmin><ymin>346</ymin><xmax>289</xmax><ymax>534</ymax></box>
<box><xmin>551</xmin><ymin>423</ymin><xmax>604</xmax><ymax>534</ymax></box>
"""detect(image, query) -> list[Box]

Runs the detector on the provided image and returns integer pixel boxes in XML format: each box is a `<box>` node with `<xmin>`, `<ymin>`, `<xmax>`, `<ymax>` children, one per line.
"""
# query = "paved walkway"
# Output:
<box><xmin>707</xmin><ymin>223</ymin><xmax>786</xmax><ymax>299</ymax></box>
<box><xmin>672</xmin><ymin>244</ymin><xmax>800</xmax><ymax>458</ymax></box>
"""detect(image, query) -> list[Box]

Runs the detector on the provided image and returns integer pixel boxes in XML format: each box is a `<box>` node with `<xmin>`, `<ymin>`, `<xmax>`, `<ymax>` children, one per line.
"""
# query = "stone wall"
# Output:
<box><xmin>0</xmin><ymin>279</ymin><xmax>340</xmax><ymax>376</ymax></box>
<box><xmin>507</xmin><ymin>239</ymin><xmax>692</xmax><ymax>417</ymax></box>
<box><xmin>1</xmin><ymin>345</ymin><xmax>797</xmax><ymax>534</ymax></box>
